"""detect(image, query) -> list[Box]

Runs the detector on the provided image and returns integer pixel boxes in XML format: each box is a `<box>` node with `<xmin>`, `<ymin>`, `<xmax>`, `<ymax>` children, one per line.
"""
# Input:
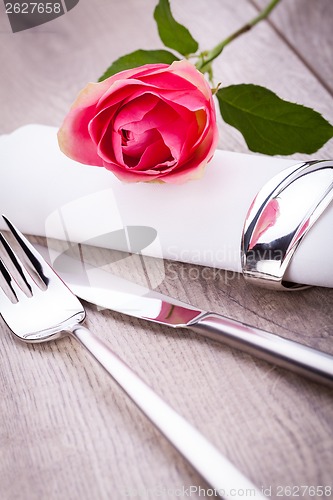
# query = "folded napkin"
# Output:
<box><xmin>1</xmin><ymin>124</ymin><xmax>332</xmax><ymax>288</ymax></box>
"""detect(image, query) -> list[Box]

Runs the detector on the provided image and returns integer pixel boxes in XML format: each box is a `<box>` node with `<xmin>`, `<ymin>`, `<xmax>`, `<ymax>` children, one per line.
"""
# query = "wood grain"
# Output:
<box><xmin>0</xmin><ymin>1</ymin><xmax>332</xmax><ymax>499</ymax></box>
<box><xmin>252</xmin><ymin>0</ymin><xmax>333</xmax><ymax>95</ymax></box>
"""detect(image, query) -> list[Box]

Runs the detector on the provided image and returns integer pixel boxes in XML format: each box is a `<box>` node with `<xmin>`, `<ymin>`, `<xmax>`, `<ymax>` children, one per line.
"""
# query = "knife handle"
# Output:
<box><xmin>189</xmin><ymin>313</ymin><xmax>333</xmax><ymax>388</ymax></box>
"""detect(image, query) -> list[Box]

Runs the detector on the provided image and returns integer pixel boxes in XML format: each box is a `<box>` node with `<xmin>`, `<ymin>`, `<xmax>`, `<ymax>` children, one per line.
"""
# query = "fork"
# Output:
<box><xmin>0</xmin><ymin>215</ymin><xmax>266</xmax><ymax>500</ymax></box>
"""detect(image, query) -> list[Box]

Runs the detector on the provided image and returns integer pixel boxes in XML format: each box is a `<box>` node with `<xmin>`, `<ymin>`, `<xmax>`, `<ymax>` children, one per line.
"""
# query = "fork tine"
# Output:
<box><xmin>0</xmin><ymin>258</ymin><xmax>19</xmax><ymax>303</ymax></box>
<box><xmin>2</xmin><ymin>215</ymin><xmax>49</xmax><ymax>287</ymax></box>
<box><xmin>0</xmin><ymin>232</ymin><xmax>35</xmax><ymax>299</ymax></box>
<box><xmin>0</xmin><ymin>232</ymin><xmax>33</xmax><ymax>295</ymax></box>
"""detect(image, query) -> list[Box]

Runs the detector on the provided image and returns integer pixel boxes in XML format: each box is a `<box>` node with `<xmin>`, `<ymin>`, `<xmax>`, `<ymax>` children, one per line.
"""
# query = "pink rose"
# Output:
<box><xmin>58</xmin><ymin>60</ymin><xmax>219</xmax><ymax>183</ymax></box>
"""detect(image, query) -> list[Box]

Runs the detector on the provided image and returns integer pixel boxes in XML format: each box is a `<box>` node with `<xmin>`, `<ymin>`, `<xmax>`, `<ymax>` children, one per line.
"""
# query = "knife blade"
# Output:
<box><xmin>35</xmin><ymin>243</ymin><xmax>333</xmax><ymax>387</ymax></box>
<box><xmin>35</xmin><ymin>243</ymin><xmax>204</xmax><ymax>327</ymax></box>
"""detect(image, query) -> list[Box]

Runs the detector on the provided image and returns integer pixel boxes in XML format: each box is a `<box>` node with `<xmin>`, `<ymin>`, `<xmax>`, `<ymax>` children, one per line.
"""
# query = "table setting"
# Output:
<box><xmin>0</xmin><ymin>1</ymin><xmax>333</xmax><ymax>499</ymax></box>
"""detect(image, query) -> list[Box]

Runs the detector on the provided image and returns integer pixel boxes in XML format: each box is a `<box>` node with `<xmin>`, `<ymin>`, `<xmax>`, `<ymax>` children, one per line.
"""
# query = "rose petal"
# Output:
<box><xmin>113</xmin><ymin>93</ymin><xmax>159</xmax><ymax>132</ymax></box>
<box><xmin>138</xmin><ymin>71</ymin><xmax>196</xmax><ymax>91</ymax></box>
<box><xmin>123</xmin><ymin>128</ymin><xmax>162</xmax><ymax>164</ymax></box>
<box><xmin>58</xmin><ymin>80</ymin><xmax>113</xmax><ymax>165</ymax></box>
<box><xmin>167</xmin><ymin>60</ymin><xmax>213</xmax><ymax>100</ymax></box>
<box><xmin>130</xmin><ymin>134</ymin><xmax>174</xmax><ymax>171</ymax></box>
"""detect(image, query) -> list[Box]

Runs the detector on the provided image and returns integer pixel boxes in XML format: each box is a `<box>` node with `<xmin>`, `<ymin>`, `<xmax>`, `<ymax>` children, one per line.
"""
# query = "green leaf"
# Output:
<box><xmin>217</xmin><ymin>84</ymin><xmax>333</xmax><ymax>155</ymax></box>
<box><xmin>154</xmin><ymin>0</ymin><xmax>199</xmax><ymax>56</ymax></box>
<box><xmin>98</xmin><ymin>49</ymin><xmax>179</xmax><ymax>82</ymax></box>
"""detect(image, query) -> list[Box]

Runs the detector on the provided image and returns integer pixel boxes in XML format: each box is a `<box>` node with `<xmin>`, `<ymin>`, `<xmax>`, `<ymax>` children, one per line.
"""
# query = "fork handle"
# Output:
<box><xmin>70</xmin><ymin>324</ymin><xmax>265</xmax><ymax>500</ymax></box>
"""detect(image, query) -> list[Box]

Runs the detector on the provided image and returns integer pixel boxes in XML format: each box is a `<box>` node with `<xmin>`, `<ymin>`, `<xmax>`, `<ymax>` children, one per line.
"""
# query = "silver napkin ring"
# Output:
<box><xmin>241</xmin><ymin>159</ymin><xmax>333</xmax><ymax>290</ymax></box>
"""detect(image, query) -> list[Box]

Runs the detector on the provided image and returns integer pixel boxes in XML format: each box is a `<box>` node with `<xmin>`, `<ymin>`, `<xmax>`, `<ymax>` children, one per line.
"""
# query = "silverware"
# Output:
<box><xmin>0</xmin><ymin>215</ymin><xmax>265</xmax><ymax>500</ymax></box>
<box><xmin>35</xmin><ymin>242</ymin><xmax>333</xmax><ymax>388</ymax></box>
<box><xmin>242</xmin><ymin>159</ymin><xmax>333</xmax><ymax>290</ymax></box>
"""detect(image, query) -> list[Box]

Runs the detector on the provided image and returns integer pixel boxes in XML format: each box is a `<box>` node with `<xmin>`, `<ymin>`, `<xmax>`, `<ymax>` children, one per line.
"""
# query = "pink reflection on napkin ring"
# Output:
<box><xmin>241</xmin><ymin>159</ymin><xmax>333</xmax><ymax>291</ymax></box>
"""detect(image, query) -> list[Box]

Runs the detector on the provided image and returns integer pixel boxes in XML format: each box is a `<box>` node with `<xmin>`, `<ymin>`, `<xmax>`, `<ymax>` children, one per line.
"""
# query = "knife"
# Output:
<box><xmin>35</xmin><ymin>243</ymin><xmax>333</xmax><ymax>388</ymax></box>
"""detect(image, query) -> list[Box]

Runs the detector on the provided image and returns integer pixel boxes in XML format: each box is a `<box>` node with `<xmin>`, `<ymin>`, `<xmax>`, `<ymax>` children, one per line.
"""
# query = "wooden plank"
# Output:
<box><xmin>252</xmin><ymin>0</ymin><xmax>333</xmax><ymax>95</ymax></box>
<box><xmin>0</xmin><ymin>1</ymin><xmax>332</xmax><ymax>499</ymax></box>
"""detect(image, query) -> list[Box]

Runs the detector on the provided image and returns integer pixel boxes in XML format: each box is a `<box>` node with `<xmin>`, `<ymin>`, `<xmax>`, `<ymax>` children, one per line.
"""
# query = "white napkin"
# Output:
<box><xmin>0</xmin><ymin>124</ymin><xmax>332</xmax><ymax>288</ymax></box>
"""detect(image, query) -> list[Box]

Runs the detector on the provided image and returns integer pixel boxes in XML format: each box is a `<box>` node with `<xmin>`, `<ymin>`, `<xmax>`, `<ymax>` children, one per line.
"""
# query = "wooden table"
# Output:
<box><xmin>0</xmin><ymin>1</ymin><xmax>332</xmax><ymax>499</ymax></box>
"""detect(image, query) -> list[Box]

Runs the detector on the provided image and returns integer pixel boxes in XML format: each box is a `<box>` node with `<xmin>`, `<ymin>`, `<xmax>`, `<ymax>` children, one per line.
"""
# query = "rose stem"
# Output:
<box><xmin>196</xmin><ymin>0</ymin><xmax>282</xmax><ymax>73</ymax></box>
